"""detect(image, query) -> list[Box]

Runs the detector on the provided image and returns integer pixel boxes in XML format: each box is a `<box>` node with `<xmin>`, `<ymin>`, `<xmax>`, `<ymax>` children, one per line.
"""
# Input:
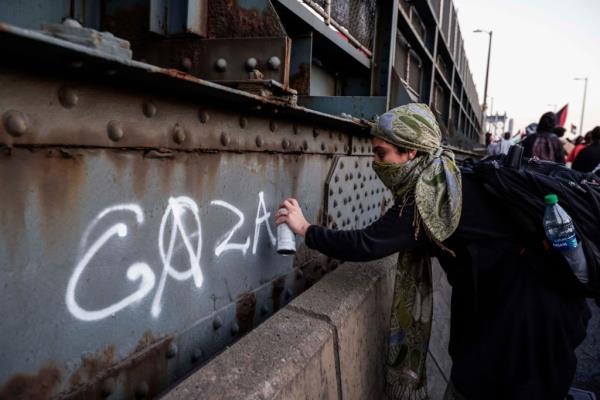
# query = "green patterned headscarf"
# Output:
<box><xmin>370</xmin><ymin>103</ymin><xmax>462</xmax><ymax>399</ymax></box>
<box><xmin>371</xmin><ymin>103</ymin><xmax>462</xmax><ymax>246</ymax></box>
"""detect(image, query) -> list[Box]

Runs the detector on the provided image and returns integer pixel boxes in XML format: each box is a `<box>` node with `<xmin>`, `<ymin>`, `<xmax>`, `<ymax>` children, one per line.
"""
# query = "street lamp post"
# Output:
<box><xmin>474</xmin><ymin>29</ymin><xmax>493</xmax><ymax>139</ymax></box>
<box><xmin>574</xmin><ymin>77</ymin><xmax>588</xmax><ymax>136</ymax></box>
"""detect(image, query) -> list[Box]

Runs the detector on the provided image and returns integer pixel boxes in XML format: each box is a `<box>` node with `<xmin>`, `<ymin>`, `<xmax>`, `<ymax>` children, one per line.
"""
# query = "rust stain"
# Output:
<box><xmin>69</xmin><ymin>345</ymin><xmax>116</xmax><ymax>388</ymax></box>
<box><xmin>134</xmin><ymin>331</ymin><xmax>158</xmax><ymax>353</ymax></box>
<box><xmin>235</xmin><ymin>292</ymin><xmax>257</xmax><ymax>334</ymax></box>
<box><xmin>289</xmin><ymin>63</ymin><xmax>310</xmax><ymax>96</ymax></box>
<box><xmin>208</xmin><ymin>0</ymin><xmax>286</xmax><ymax>38</ymax></box>
<box><xmin>271</xmin><ymin>276</ymin><xmax>285</xmax><ymax>312</ymax></box>
<box><xmin>0</xmin><ymin>365</ymin><xmax>61</xmax><ymax>400</ymax></box>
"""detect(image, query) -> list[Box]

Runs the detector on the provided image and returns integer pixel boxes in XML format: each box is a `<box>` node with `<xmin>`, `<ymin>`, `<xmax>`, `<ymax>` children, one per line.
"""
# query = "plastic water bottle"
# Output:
<box><xmin>542</xmin><ymin>194</ymin><xmax>588</xmax><ymax>284</ymax></box>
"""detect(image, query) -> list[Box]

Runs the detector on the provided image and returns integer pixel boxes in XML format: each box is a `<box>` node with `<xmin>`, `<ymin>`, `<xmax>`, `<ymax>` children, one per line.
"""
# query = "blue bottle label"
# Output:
<box><xmin>551</xmin><ymin>235</ymin><xmax>578</xmax><ymax>250</ymax></box>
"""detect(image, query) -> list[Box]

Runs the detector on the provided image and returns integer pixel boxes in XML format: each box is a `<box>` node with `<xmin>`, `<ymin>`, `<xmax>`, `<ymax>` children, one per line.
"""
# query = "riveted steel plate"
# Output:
<box><xmin>324</xmin><ymin>155</ymin><xmax>394</xmax><ymax>230</ymax></box>
<box><xmin>350</xmin><ymin>134</ymin><xmax>374</xmax><ymax>155</ymax></box>
<box><xmin>0</xmin><ymin>69</ymin><xmax>349</xmax><ymax>155</ymax></box>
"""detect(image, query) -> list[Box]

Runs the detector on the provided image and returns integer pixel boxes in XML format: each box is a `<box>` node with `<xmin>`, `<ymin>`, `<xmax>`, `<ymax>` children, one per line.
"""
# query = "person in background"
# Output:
<box><xmin>276</xmin><ymin>103</ymin><xmax>590</xmax><ymax>400</ymax></box>
<box><xmin>499</xmin><ymin>131</ymin><xmax>512</xmax><ymax>155</ymax></box>
<box><xmin>555</xmin><ymin>126</ymin><xmax>573</xmax><ymax>160</ymax></box>
<box><xmin>567</xmin><ymin>135</ymin><xmax>588</xmax><ymax>165</ymax></box>
<box><xmin>572</xmin><ymin>127</ymin><xmax>600</xmax><ymax>172</ymax></box>
<box><xmin>521</xmin><ymin>112</ymin><xmax>565</xmax><ymax>163</ymax></box>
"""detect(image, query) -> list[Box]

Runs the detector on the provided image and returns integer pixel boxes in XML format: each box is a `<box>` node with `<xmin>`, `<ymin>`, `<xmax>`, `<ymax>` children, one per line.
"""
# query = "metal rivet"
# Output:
<box><xmin>181</xmin><ymin>57</ymin><xmax>193</xmax><ymax>71</ymax></box>
<box><xmin>105</xmin><ymin>69</ymin><xmax>117</xmax><ymax>76</ymax></box>
<box><xmin>58</xmin><ymin>86</ymin><xmax>78</xmax><ymax>108</ymax></box>
<box><xmin>313</xmin><ymin>128</ymin><xmax>319</xmax><ymax>138</ymax></box>
<box><xmin>260</xmin><ymin>305</ymin><xmax>269</xmax><ymax>315</ymax></box>
<box><xmin>282</xmin><ymin>139</ymin><xmax>290</xmax><ymax>149</ymax></box>
<box><xmin>213</xmin><ymin>316</ymin><xmax>223</xmax><ymax>330</ymax></box>
<box><xmin>337</xmin><ymin>211</ymin><xmax>341</xmax><ymax>218</ymax></box>
<box><xmin>70</xmin><ymin>60</ymin><xmax>84</xmax><ymax>69</ymax></box>
<box><xmin>361</xmin><ymin>146</ymin><xmax>365</xmax><ymax>152</ymax></box>
<box><xmin>143</xmin><ymin>101</ymin><xmax>156</xmax><ymax>118</ymax></box>
<box><xmin>345</xmin><ymin>174</ymin><xmax>349</xmax><ymax>181</ymax></box>
<box><xmin>344</xmin><ymin>144</ymin><xmax>349</xmax><ymax>152</ymax></box>
<box><xmin>100</xmin><ymin>377</ymin><xmax>116</xmax><ymax>398</ymax></box>
<box><xmin>293</xmin><ymin>125</ymin><xmax>300</xmax><ymax>135</ymax></box>
<box><xmin>353</xmin><ymin>146</ymin><xmax>357</xmax><ymax>152</ymax></box>
<box><xmin>215</xmin><ymin>58</ymin><xmax>227</xmax><ymax>72</ymax></box>
<box><xmin>356</xmin><ymin>194</ymin><xmax>360</xmax><ymax>200</ymax></box>
<box><xmin>166</xmin><ymin>342</ymin><xmax>178</xmax><ymax>359</ymax></box>
<box><xmin>231</xmin><ymin>322</ymin><xmax>240</xmax><ymax>336</ymax></box>
<box><xmin>303</xmin><ymin>140</ymin><xmax>308</xmax><ymax>150</ymax></box>
<box><xmin>2</xmin><ymin>110</ymin><xmax>28</xmax><ymax>137</ymax></box>
<box><xmin>220</xmin><ymin>132</ymin><xmax>230</xmax><ymax>146</ymax></box>
<box><xmin>333</xmin><ymin>200</ymin><xmax>338</xmax><ymax>208</ymax></box>
<box><xmin>191</xmin><ymin>348</ymin><xmax>203</xmax><ymax>363</ymax></box>
<box><xmin>107</xmin><ymin>121</ymin><xmax>124</xmax><ymax>142</ymax></box>
<box><xmin>255</xmin><ymin>135</ymin><xmax>263</xmax><ymax>147</ymax></box>
<box><xmin>329</xmin><ymin>189</ymin><xmax>334</xmax><ymax>196</ymax></box>
<box><xmin>172</xmin><ymin>125</ymin><xmax>186</xmax><ymax>144</ymax></box>
<box><xmin>198</xmin><ymin>110</ymin><xmax>209</xmax><ymax>123</ymax></box>
<box><xmin>340</xmin><ymin>162</ymin><xmax>344</xmax><ymax>169</ymax></box>
<box><xmin>338</xmin><ymin>133</ymin><xmax>343</xmax><ymax>140</ymax></box>
<box><xmin>239</xmin><ymin>117</ymin><xmax>248</xmax><ymax>128</ymax></box>
<box><xmin>355</xmin><ymin>161</ymin><xmax>359</xmax><ymax>168</ymax></box>
<box><xmin>268</xmin><ymin>56</ymin><xmax>281</xmax><ymax>70</ymax></box>
<box><xmin>338</xmin><ymin>187</ymin><xmax>343</xmax><ymax>194</ymax></box>
<box><xmin>334</xmin><ymin>145</ymin><xmax>338</xmax><ymax>152</ymax></box>
<box><xmin>321</xmin><ymin>142</ymin><xmax>326</xmax><ymax>151</ymax></box>
<box><xmin>334</xmin><ymin>175</ymin><xmax>339</xmax><ymax>183</ymax></box>
<box><xmin>245</xmin><ymin>57</ymin><xmax>258</xmax><ymax>71</ymax></box>
<box><xmin>270</xmin><ymin>120</ymin><xmax>277</xmax><ymax>131</ymax></box>
<box><xmin>135</xmin><ymin>382</ymin><xmax>149</xmax><ymax>399</ymax></box>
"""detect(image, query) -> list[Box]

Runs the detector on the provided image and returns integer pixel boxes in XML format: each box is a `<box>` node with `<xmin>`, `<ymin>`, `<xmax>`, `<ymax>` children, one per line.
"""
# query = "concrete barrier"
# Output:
<box><xmin>163</xmin><ymin>256</ymin><xmax>452</xmax><ymax>399</ymax></box>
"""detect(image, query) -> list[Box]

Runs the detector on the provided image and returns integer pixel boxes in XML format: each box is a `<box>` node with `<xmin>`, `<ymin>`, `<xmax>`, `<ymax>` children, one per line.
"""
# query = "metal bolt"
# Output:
<box><xmin>107</xmin><ymin>121</ymin><xmax>124</xmax><ymax>142</ymax></box>
<box><xmin>166</xmin><ymin>342</ymin><xmax>178</xmax><ymax>359</ymax></box>
<box><xmin>135</xmin><ymin>382</ymin><xmax>149</xmax><ymax>399</ymax></box>
<box><xmin>220</xmin><ymin>132</ymin><xmax>230</xmax><ymax>146</ymax></box>
<box><xmin>231</xmin><ymin>322</ymin><xmax>240</xmax><ymax>336</ymax></box>
<box><xmin>215</xmin><ymin>58</ymin><xmax>227</xmax><ymax>72</ymax></box>
<box><xmin>239</xmin><ymin>116</ymin><xmax>248</xmax><ymax>128</ymax></box>
<box><xmin>282</xmin><ymin>139</ymin><xmax>290</xmax><ymax>149</ymax></box>
<box><xmin>100</xmin><ymin>377</ymin><xmax>116</xmax><ymax>398</ymax></box>
<box><xmin>213</xmin><ymin>316</ymin><xmax>223</xmax><ymax>330</ymax></box>
<box><xmin>2</xmin><ymin>110</ymin><xmax>28</xmax><ymax>137</ymax></box>
<box><xmin>172</xmin><ymin>125</ymin><xmax>186</xmax><ymax>144</ymax></box>
<box><xmin>268</xmin><ymin>56</ymin><xmax>281</xmax><ymax>70</ymax></box>
<box><xmin>181</xmin><ymin>57</ymin><xmax>193</xmax><ymax>71</ymax></box>
<box><xmin>255</xmin><ymin>135</ymin><xmax>263</xmax><ymax>147</ymax></box>
<box><xmin>245</xmin><ymin>57</ymin><xmax>258</xmax><ymax>71</ymax></box>
<box><xmin>143</xmin><ymin>101</ymin><xmax>156</xmax><ymax>118</ymax></box>
<box><xmin>58</xmin><ymin>86</ymin><xmax>78</xmax><ymax>108</ymax></box>
<box><xmin>198</xmin><ymin>110</ymin><xmax>210</xmax><ymax>123</ymax></box>
<box><xmin>270</xmin><ymin>120</ymin><xmax>277</xmax><ymax>132</ymax></box>
<box><xmin>191</xmin><ymin>348</ymin><xmax>203</xmax><ymax>363</ymax></box>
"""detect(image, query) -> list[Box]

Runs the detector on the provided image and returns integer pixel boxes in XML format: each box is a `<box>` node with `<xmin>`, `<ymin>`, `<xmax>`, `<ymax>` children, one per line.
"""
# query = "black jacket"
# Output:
<box><xmin>572</xmin><ymin>143</ymin><xmax>600</xmax><ymax>173</ymax></box>
<box><xmin>305</xmin><ymin>173</ymin><xmax>590</xmax><ymax>400</ymax></box>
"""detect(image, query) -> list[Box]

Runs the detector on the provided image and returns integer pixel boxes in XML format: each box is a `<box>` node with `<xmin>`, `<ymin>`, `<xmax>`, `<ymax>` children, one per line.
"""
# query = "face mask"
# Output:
<box><xmin>372</xmin><ymin>158</ymin><xmax>422</xmax><ymax>195</ymax></box>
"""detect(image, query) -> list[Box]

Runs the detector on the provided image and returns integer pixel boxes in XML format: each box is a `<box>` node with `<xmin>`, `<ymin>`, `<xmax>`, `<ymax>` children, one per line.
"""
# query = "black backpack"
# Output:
<box><xmin>462</xmin><ymin>145</ymin><xmax>600</xmax><ymax>302</ymax></box>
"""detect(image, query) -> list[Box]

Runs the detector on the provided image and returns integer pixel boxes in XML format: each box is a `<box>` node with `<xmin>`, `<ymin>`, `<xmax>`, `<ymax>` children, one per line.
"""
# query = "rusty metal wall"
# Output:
<box><xmin>0</xmin><ymin>40</ymin><xmax>380</xmax><ymax>398</ymax></box>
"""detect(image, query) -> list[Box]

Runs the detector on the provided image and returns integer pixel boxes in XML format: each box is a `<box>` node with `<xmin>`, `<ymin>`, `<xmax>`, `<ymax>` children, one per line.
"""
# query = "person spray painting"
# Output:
<box><xmin>276</xmin><ymin>103</ymin><xmax>590</xmax><ymax>400</ymax></box>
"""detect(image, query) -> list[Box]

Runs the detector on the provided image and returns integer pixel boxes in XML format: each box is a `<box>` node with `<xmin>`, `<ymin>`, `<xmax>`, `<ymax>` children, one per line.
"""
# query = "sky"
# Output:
<box><xmin>452</xmin><ymin>0</ymin><xmax>600</xmax><ymax>138</ymax></box>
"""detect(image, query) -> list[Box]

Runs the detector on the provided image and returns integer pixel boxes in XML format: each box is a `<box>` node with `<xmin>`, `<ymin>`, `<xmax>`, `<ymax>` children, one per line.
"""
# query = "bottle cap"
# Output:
<box><xmin>544</xmin><ymin>193</ymin><xmax>558</xmax><ymax>205</ymax></box>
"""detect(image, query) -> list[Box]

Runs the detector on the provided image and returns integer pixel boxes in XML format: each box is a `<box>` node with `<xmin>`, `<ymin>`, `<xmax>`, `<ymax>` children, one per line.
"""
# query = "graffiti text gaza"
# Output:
<box><xmin>66</xmin><ymin>192</ymin><xmax>277</xmax><ymax>322</ymax></box>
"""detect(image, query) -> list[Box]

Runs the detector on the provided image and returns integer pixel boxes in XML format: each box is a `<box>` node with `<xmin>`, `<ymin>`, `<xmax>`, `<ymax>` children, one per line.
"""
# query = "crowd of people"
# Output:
<box><xmin>486</xmin><ymin>111</ymin><xmax>600</xmax><ymax>173</ymax></box>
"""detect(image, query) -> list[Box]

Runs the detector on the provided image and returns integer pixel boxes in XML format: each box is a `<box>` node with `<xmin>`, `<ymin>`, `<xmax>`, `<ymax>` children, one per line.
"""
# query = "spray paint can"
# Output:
<box><xmin>277</xmin><ymin>208</ymin><xmax>296</xmax><ymax>255</ymax></box>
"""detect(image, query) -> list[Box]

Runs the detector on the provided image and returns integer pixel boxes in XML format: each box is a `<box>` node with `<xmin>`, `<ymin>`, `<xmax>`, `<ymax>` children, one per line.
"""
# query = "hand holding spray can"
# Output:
<box><xmin>277</xmin><ymin>208</ymin><xmax>296</xmax><ymax>255</ymax></box>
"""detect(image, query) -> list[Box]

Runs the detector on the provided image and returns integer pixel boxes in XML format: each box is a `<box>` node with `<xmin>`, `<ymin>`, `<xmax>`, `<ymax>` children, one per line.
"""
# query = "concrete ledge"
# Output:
<box><xmin>162</xmin><ymin>255</ymin><xmax>454</xmax><ymax>399</ymax></box>
<box><xmin>288</xmin><ymin>255</ymin><xmax>396</xmax><ymax>400</ymax></box>
<box><xmin>163</xmin><ymin>307</ymin><xmax>338</xmax><ymax>400</ymax></box>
